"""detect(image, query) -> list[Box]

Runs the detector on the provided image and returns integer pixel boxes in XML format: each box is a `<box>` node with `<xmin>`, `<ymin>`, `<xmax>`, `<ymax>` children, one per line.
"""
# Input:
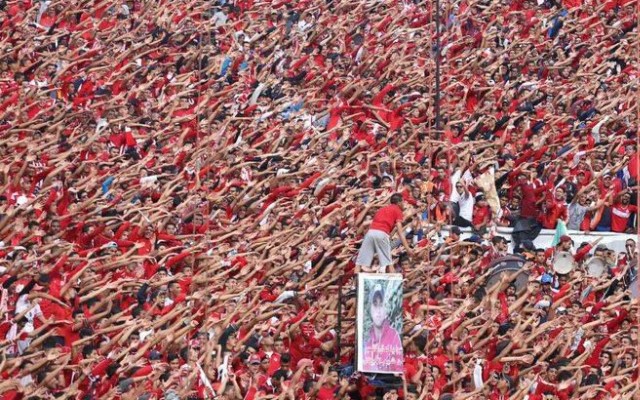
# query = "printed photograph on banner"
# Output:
<box><xmin>356</xmin><ymin>273</ymin><xmax>404</xmax><ymax>374</ymax></box>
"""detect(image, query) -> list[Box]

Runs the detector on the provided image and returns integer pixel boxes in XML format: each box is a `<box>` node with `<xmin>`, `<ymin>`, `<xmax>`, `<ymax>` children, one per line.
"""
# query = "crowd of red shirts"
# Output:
<box><xmin>0</xmin><ymin>0</ymin><xmax>638</xmax><ymax>399</ymax></box>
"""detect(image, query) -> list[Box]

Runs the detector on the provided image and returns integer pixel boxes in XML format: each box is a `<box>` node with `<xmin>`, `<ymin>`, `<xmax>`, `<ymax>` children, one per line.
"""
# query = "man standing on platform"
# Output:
<box><xmin>356</xmin><ymin>193</ymin><xmax>413</xmax><ymax>273</ymax></box>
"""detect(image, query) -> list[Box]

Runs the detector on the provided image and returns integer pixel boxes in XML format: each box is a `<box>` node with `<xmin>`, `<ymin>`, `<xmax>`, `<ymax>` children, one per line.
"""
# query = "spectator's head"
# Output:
<box><xmin>156</xmin><ymin>267</ymin><xmax>169</xmax><ymax>279</ymax></box>
<box><xmin>475</xmin><ymin>193</ymin><xmax>487</xmax><ymax>207</ymax></box>
<box><xmin>325</xmin><ymin>366</ymin><xmax>339</xmax><ymax>386</ymax></box>
<box><xmin>82</xmin><ymin>344</ymin><xmax>96</xmax><ymax>359</ymax></box>
<box><xmin>450</xmin><ymin>226</ymin><xmax>462</xmax><ymax>239</ymax></box>
<box><xmin>491</xmin><ymin>236</ymin><xmax>509</xmax><ymax>252</ymax></box>
<box><xmin>621</xmin><ymin>192</ymin><xmax>631</xmax><ymax>205</ymax></box>
<box><xmin>272</xmin><ymin>369</ymin><xmax>289</xmax><ymax>386</ymax></box>
<box><xmin>247</xmin><ymin>354</ymin><xmax>261</xmax><ymax>372</ymax></box>
<box><xmin>390</xmin><ymin>193</ymin><xmax>403</xmax><ymax>207</ymax></box>
<box><xmin>554</xmin><ymin>186</ymin><xmax>566</xmax><ymax>202</ymax></box>
<box><xmin>558</xmin><ymin>235</ymin><xmax>572</xmax><ymax>251</ymax></box>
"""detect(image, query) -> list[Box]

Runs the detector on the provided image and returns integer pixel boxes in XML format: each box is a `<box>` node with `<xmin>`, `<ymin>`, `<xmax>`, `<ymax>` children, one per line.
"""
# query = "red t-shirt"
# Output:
<box><xmin>539</xmin><ymin>201</ymin><xmax>568</xmax><ymax>229</ymax></box>
<box><xmin>289</xmin><ymin>334</ymin><xmax>322</xmax><ymax>365</ymax></box>
<box><xmin>317</xmin><ymin>386</ymin><xmax>338</xmax><ymax>400</ymax></box>
<box><xmin>472</xmin><ymin>205</ymin><xmax>492</xmax><ymax>226</ymax></box>
<box><xmin>369</xmin><ymin>204</ymin><xmax>403</xmax><ymax>234</ymax></box>
<box><xmin>610</xmin><ymin>204</ymin><xmax>637</xmax><ymax>233</ymax></box>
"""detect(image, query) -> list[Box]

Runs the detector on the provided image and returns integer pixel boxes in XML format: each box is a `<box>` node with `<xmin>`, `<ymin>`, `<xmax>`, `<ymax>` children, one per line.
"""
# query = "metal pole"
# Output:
<box><xmin>434</xmin><ymin>0</ymin><xmax>442</xmax><ymax>133</ymax></box>
<box><xmin>336</xmin><ymin>276</ymin><xmax>343</xmax><ymax>362</ymax></box>
<box><xmin>635</xmin><ymin>0</ymin><xmax>639</xmax><ymax>382</ymax></box>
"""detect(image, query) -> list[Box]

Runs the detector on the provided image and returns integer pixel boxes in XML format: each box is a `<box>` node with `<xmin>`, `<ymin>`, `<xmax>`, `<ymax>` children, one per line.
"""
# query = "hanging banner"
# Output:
<box><xmin>356</xmin><ymin>273</ymin><xmax>404</xmax><ymax>374</ymax></box>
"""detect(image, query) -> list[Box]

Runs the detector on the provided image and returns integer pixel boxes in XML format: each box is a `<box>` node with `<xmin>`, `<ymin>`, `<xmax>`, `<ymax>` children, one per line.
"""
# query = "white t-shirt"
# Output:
<box><xmin>450</xmin><ymin>190</ymin><xmax>474</xmax><ymax>222</ymax></box>
<box><xmin>16</xmin><ymin>294</ymin><xmax>43</xmax><ymax>323</ymax></box>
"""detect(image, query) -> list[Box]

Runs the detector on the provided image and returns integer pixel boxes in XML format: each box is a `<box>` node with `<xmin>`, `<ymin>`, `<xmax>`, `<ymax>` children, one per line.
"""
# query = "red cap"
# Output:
<box><xmin>248</xmin><ymin>355</ymin><xmax>261</xmax><ymax>364</ymax></box>
<box><xmin>296</xmin><ymin>358</ymin><xmax>313</xmax><ymax>369</ymax></box>
<box><xmin>559</xmin><ymin>235</ymin><xmax>572</xmax><ymax>243</ymax></box>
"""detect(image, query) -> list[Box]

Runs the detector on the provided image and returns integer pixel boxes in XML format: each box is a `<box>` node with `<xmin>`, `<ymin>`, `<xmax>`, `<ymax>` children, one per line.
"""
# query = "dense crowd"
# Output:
<box><xmin>0</xmin><ymin>0</ymin><xmax>638</xmax><ymax>399</ymax></box>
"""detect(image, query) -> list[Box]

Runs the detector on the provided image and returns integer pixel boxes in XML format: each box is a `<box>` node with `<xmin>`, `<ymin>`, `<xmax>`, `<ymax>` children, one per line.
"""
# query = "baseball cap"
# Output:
<box><xmin>369</xmin><ymin>283</ymin><xmax>384</xmax><ymax>304</ymax></box>
<box><xmin>296</xmin><ymin>358</ymin><xmax>314</xmax><ymax>369</ymax></box>
<box><xmin>540</xmin><ymin>273</ymin><xmax>553</xmax><ymax>285</ymax></box>
<box><xmin>248</xmin><ymin>354</ymin><xmax>261</xmax><ymax>365</ymax></box>
<box><xmin>559</xmin><ymin>235</ymin><xmax>572</xmax><ymax>244</ymax></box>
<box><xmin>464</xmin><ymin>235</ymin><xmax>483</xmax><ymax>244</ymax></box>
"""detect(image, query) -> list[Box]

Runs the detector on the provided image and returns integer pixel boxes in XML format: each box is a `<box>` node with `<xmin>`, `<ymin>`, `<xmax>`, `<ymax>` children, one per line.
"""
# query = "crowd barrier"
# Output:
<box><xmin>438</xmin><ymin>226</ymin><xmax>635</xmax><ymax>254</ymax></box>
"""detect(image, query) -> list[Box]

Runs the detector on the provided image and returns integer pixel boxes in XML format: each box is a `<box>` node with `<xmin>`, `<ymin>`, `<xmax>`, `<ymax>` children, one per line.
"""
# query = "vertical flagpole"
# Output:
<box><xmin>635</xmin><ymin>0</ymin><xmax>639</xmax><ymax>386</ymax></box>
<box><xmin>336</xmin><ymin>277</ymin><xmax>342</xmax><ymax>362</ymax></box>
<box><xmin>425</xmin><ymin>0</ymin><xmax>443</xmax><ymax>380</ymax></box>
<box><xmin>434</xmin><ymin>0</ymin><xmax>442</xmax><ymax>134</ymax></box>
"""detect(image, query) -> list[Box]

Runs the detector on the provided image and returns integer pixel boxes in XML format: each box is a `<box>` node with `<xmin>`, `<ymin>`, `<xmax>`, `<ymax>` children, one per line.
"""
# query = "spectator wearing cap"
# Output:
<box><xmin>471</xmin><ymin>193</ymin><xmax>492</xmax><ymax>234</ymax></box>
<box><xmin>598</xmin><ymin>172</ymin><xmax>624</xmax><ymax>198</ymax></box>
<box><xmin>237</xmin><ymin>353</ymin><xmax>265</xmax><ymax>396</ymax></box>
<box><xmin>545</xmin><ymin>235</ymin><xmax>600</xmax><ymax>264</ymax></box>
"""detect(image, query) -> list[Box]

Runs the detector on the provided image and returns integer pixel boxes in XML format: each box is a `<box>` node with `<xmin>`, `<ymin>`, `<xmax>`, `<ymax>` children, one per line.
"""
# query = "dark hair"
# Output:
<box><xmin>557</xmin><ymin>370</ymin><xmax>573</xmax><ymax>382</ymax></box>
<box><xmin>302</xmin><ymin>379</ymin><xmax>315</xmax><ymax>393</ymax></box>
<box><xmin>272</xmin><ymin>369</ymin><xmax>289</xmax><ymax>381</ymax></box>
<box><xmin>167</xmin><ymin>353</ymin><xmax>180</xmax><ymax>363</ymax></box>
<box><xmin>413</xmin><ymin>335</ymin><xmax>427</xmax><ymax>351</ymax></box>
<box><xmin>390</xmin><ymin>193</ymin><xmax>403</xmax><ymax>204</ymax></box>
<box><xmin>82</xmin><ymin>344</ymin><xmax>96</xmax><ymax>358</ymax></box>
<box><xmin>42</xmin><ymin>336</ymin><xmax>64</xmax><ymax>349</ymax></box>
<box><xmin>106</xmin><ymin>363</ymin><xmax>120</xmax><ymax>378</ymax></box>
<box><xmin>131</xmin><ymin>306</ymin><xmax>144</xmax><ymax>318</ymax></box>
<box><xmin>79</xmin><ymin>327</ymin><xmax>94</xmax><ymax>338</ymax></box>
<box><xmin>406</xmin><ymin>384</ymin><xmax>418</xmax><ymax>394</ymax></box>
<box><xmin>179</xmin><ymin>347</ymin><xmax>189</xmax><ymax>361</ymax></box>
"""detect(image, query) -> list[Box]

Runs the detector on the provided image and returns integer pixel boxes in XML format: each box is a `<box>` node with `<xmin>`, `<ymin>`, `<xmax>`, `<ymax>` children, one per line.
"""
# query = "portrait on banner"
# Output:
<box><xmin>356</xmin><ymin>273</ymin><xmax>404</xmax><ymax>374</ymax></box>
